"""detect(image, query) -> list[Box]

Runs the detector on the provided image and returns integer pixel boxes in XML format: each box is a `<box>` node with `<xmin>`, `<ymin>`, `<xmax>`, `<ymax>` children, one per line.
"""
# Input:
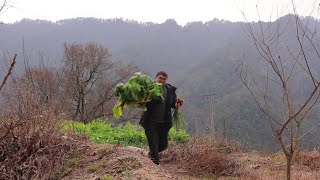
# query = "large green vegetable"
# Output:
<box><xmin>113</xmin><ymin>72</ymin><xmax>164</xmax><ymax>119</ymax></box>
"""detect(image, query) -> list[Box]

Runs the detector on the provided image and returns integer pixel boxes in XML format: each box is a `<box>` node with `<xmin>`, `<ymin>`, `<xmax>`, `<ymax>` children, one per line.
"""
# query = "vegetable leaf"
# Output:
<box><xmin>113</xmin><ymin>72</ymin><xmax>164</xmax><ymax>119</ymax></box>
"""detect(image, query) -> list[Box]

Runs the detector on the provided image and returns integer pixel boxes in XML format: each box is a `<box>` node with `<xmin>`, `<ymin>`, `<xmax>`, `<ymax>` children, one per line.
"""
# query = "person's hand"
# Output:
<box><xmin>177</xmin><ymin>97</ymin><xmax>184</xmax><ymax>105</ymax></box>
<box><xmin>176</xmin><ymin>97</ymin><xmax>184</xmax><ymax>109</ymax></box>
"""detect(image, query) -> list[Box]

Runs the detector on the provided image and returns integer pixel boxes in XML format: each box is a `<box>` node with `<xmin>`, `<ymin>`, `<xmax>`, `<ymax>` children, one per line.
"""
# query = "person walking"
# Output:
<box><xmin>139</xmin><ymin>71</ymin><xmax>184</xmax><ymax>165</ymax></box>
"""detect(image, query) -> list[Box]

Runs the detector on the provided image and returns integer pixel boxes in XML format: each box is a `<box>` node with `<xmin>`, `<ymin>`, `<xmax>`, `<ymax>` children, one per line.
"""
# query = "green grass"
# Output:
<box><xmin>117</xmin><ymin>157</ymin><xmax>142</xmax><ymax>171</ymax></box>
<box><xmin>103</xmin><ymin>174</ymin><xmax>113</xmax><ymax>180</ymax></box>
<box><xmin>272</xmin><ymin>154</ymin><xmax>287</xmax><ymax>164</ymax></box>
<box><xmin>88</xmin><ymin>161</ymin><xmax>103</xmax><ymax>173</ymax></box>
<box><xmin>122</xmin><ymin>171</ymin><xmax>134</xmax><ymax>179</ymax></box>
<box><xmin>62</xmin><ymin>119</ymin><xmax>189</xmax><ymax>147</ymax></box>
<box><xmin>66</xmin><ymin>157</ymin><xmax>79</xmax><ymax>168</ymax></box>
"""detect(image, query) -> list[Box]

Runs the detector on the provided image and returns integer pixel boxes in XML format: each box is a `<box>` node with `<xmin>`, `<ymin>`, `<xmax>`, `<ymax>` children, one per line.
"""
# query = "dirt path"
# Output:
<box><xmin>60</xmin><ymin>142</ymin><xmax>320</xmax><ymax>180</ymax></box>
<box><xmin>61</xmin><ymin>143</ymin><xmax>202</xmax><ymax>180</ymax></box>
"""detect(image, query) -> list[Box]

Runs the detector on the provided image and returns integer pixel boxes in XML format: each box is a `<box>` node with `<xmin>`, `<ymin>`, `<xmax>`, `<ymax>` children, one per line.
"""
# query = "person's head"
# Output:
<box><xmin>156</xmin><ymin>71</ymin><xmax>168</xmax><ymax>85</ymax></box>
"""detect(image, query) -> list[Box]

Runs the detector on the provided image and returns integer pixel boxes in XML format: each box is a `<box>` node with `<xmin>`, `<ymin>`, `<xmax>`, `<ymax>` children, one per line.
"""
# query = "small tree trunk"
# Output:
<box><xmin>81</xmin><ymin>96</ymin><xmax>85</xmax><ymax>123</ymax></box>
<box><xmin>286</xmin><ymin>155</ymin><xmax>292</xmax><ymax>180</ymax></box>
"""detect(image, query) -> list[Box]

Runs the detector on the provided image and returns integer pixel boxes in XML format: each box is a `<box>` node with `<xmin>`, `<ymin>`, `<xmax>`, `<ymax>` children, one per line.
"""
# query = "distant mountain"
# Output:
<box><xmin>1</xmin><ymin>15</ymin><xmax>320</xmax><ymax>150</ymax></box>
<box><xmin>0</xmin><ymin>17</ymin><xmax>244</xmax><ymax>75</ymax></box>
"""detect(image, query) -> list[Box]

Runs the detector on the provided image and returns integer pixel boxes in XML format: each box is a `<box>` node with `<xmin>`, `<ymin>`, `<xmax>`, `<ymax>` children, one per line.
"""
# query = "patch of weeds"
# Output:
<box><xmin>226</xmin><ymin>177</ymin><xmax>237</xmax><ymax>180</ymax></box>
<box><xmin>61</xmin><ymin>167</ymin><xmax>73</xmax><ymax>177</ymax></box>
<box><xmin>102</xmin><ymin>173</ymin><xmax>113</xmax><ymax>180</ymax></box>
<box><xmin>201</xmin><ymin>175</ymin><xmax>218</xmax><ymax>180</ymax></box>
<box><xmin>241</xmin><ymin>161</ymin><xmax>252</xmax><ymax>170</ymax></box>
<box><xmin>117</xmin><ymin>157</ymin><xmax>142</xmax><ymax>172</ymax></box>
<box><xmin>96</xmin><ymin>146</ymin><xmax>113</xmax><ymax>154</ymax></box>
<box><xmin>272</xmin><ymin>155</ymin><xmax>286</xmax><ymax>164</ymax></box>
<box><xmin>88</xmin><ymin>161</ymin><xmax>104</xmax><ymax>173</ymax></box>
<box><xmin>67</xmin><ymin>157</ymin><xmax>79</xmax><ymax>167</ymax></box>
<box><xmin>51</xmin><ymin>167</ymin><xmax>73</xmax><ymax>179</ymax></box>
<box><xmin>96</xmin><ymin>146</ymin><xmax>114</xmax><ymax>159</ymax></box>
<box><xmin>122</xmin><ymin>170</ymin><xmax>133</xmax><ymax>179</ymax></box>
<box><xmin>51</xmin><ymin>157</ymin><xmax>78</xmax><ymax>180</ymax></box>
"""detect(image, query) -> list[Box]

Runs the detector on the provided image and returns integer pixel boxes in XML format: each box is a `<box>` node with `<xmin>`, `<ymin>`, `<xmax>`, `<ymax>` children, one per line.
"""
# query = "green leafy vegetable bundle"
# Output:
<box><xmin>112</xmin><ymin>72</ymin><xmax>164</xmax><ymax>119</ymax></box>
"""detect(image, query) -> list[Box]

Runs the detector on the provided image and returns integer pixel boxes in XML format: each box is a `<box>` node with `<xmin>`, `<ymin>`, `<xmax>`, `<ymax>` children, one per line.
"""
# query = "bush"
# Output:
<box><xmin>0</xmin><ymin>98</ymin><xmax>79</xmax><ymax>179</ymax></box>
<box><xmin>161</xmin><ymin>137</ymin><xmax>248</xmax><ymax>177</ymax></box>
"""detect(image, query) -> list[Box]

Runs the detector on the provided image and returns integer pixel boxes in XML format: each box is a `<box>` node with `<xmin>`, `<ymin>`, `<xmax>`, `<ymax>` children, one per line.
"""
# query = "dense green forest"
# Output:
<box><xmin>1</xmin><ymin>14</ymin><xmax>320</xmax><ymax>150</ymax></box>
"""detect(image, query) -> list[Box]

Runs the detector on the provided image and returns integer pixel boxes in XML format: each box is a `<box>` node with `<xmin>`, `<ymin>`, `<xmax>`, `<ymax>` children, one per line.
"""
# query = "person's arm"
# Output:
<box><xmin>171</xmin><ymin>92</ymin><xmax>177</xmax><ymax>109</ymax></box>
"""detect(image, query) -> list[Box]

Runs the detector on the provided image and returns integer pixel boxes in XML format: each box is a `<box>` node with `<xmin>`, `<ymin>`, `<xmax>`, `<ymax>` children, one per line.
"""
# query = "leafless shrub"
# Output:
<box><xmin>0</xmin><ymin>70</ymin><xmax>81</xmax><ymax>179</ymax></box>
<box><xmin>162</xmin><ymin>137</ymin><xmax>250</xmax><ymax>177</ymax></box>
<box><xmin>295</xmin><ymin>150</ymin><xmax>320</xmax><ymax>170</ymax></box>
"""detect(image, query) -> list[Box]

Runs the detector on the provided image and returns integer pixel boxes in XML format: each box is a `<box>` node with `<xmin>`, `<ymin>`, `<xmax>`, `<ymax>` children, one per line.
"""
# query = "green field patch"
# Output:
<box><xmin>62</xmin><ymin>120</ymin><xmax>189</xmax><ymax>147</ymax></box>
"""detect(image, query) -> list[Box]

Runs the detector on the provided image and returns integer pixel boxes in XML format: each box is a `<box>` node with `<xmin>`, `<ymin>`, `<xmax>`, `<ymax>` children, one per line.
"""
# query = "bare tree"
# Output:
<box><xmin>61</xmin><ymin>42</ymin><xmax>137</xmax><ymax>122</ymax></box>
<box><xmin>237</xmin><ymin>2</ymin><xmax>320</xmax><ymax>179</ymax></box>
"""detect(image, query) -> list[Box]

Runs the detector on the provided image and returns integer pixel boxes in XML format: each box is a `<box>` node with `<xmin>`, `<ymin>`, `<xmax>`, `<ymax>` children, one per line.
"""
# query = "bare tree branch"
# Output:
<box><xmin>0</xmin><ymin>54</ymin><xmax>16</xmax><ymax>91</ymax></box>
<box><xmin>236</xmin><ymin>62</ymin><xmax>284</xmax><ymax>127</ymax></box>
<box><xmin>0</xmin><ymin>0</ymin><xmax>8</xmax><ymax>14</ymax></box>
<box><xmin>295</xmin><ymin>17</ymin><xmax>317</xmax><ymax>86</ymax></box>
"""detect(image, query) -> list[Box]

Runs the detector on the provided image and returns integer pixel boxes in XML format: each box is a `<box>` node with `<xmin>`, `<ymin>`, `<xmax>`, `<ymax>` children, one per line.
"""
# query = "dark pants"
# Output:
<box><xmin>144</xmin><ymin>122</ymin><xmax>171</xmax><ymax>165</ymax></box>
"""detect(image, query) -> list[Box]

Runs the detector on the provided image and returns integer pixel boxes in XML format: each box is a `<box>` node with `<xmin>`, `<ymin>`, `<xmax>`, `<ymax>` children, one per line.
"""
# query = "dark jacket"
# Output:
<box><xmin>139</xmin><ymin>83</ymin><xmax>177</xmax><ymax>127</ymax></box>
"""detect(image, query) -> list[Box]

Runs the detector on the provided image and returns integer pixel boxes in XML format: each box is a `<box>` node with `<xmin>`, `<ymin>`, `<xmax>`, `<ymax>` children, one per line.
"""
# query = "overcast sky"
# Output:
<box><xmin>1</xmin><ymin>0</ymin><xmax>320</xmax><ymax>25</ymax></box>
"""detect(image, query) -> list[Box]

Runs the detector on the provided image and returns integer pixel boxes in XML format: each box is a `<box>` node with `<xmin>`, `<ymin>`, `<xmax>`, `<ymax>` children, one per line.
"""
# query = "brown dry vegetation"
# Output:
<box><xmin>161</xmin><ymin>137</ymin><xmax>248</xmax><ymax>177</ymax></box>
<box><xmin>58</xmin><ymin>137</ymin><xmax>320</xmax><ymax>180</ymax></box>
<box><xmin>231</xmin><ymin>151</ymin><xmax>320</xmax><ymax>180</ymax></box>
<box><xmin>57</xmin><ymin>138</ymin><xmax>248</xmax><ymax>180</ymax></box>
<box><xmin>0</xmin><ymin>65</ymin><xmax>84</xmax><ymax>179</ymax></box>
<box><xmin>0</xmin><ymin>93</ymin><xmax>78</xmax><ymax>179</ymax></box>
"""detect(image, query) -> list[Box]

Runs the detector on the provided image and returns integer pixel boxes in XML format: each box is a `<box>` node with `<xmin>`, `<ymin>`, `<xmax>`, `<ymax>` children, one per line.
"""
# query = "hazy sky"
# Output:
<box><xmin>1</xmin><ymin>0</ymin><xmax>320</xmax><ymax>25</ymax></box>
